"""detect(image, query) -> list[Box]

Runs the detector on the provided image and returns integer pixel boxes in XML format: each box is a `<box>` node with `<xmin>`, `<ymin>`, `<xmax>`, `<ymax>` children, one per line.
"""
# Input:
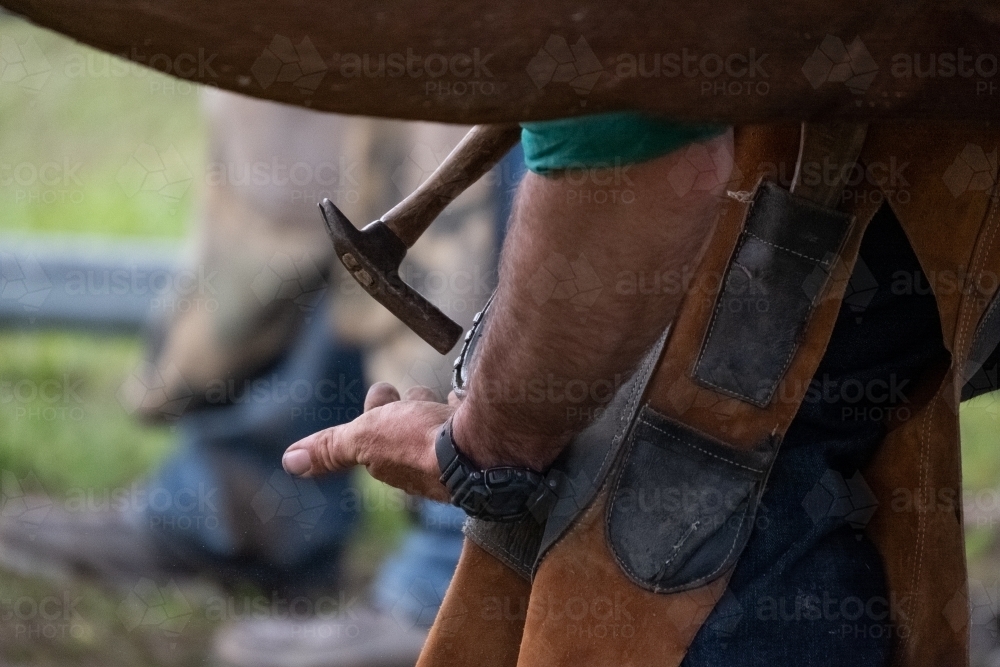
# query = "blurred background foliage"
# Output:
<box><xmin>0</xmin><ymin>14</ymin><xmax>201</xmax><ymax>239</ymax></box>
<box><xmin>0</xmin><ymin>14</ymin><xmax>406</xmax><ymax>665</ymax></box>
<box><xmin>0</xmin><ymin>16</ymin><xmax>198</xmax><ymax>504</ymax></box>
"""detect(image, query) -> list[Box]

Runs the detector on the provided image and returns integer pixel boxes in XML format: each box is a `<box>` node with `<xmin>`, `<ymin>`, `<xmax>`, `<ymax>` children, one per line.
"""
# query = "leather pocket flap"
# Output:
<box><xmin>607</xmin><ymin>407</ymin><xmax>777</xmax><ymax>593</ymax></box>
<box><xmin>693</xmin><ymin>180</ymin><xmax>853</xmax><ymax>406</ymax></box>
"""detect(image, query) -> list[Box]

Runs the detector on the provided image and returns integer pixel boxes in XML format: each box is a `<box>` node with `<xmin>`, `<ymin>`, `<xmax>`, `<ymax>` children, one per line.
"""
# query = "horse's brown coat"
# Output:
<box><xmin>2</xmin><ymin>1</ymin><xmax>998</xmax><ymax>124</ymax></box>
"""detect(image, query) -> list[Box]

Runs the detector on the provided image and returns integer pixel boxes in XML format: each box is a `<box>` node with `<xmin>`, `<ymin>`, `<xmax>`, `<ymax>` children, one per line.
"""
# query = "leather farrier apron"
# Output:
<box><xmin>417</xmin><ymin>121</ymin><xmax>1000</xmax><ymax>667</ymax></box>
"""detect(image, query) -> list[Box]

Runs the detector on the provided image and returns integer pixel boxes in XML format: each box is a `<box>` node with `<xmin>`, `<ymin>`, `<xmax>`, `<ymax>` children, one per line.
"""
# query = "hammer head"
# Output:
<box><xmin>319</xmin><ymin>199</ymin><xmax>464</xmax><ymax>354</ymax></box>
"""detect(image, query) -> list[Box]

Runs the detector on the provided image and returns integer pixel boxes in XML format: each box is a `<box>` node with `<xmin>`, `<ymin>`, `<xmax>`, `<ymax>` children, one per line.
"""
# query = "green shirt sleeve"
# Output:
<box><xmin>521</xmin><ymin>112</ymin><xmax>725</xmax><ymax>174</ymax></box>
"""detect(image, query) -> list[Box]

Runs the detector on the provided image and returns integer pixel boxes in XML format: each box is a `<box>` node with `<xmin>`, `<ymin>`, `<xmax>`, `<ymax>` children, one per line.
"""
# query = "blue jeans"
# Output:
<box><xmin>372</xmin><ymin>501</ymin><xmax>467</xmax><ymax>628</ymax></box>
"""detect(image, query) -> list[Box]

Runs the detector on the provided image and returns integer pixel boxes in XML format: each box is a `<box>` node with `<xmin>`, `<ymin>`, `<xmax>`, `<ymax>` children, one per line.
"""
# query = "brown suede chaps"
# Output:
<box><xmin>419</xmin><ymin>122</ymin><xmax>1000</xmax><ymax>667</ymax></box>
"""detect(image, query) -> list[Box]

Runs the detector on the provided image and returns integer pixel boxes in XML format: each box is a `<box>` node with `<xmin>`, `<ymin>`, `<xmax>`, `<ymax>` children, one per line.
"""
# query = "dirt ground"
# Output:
<box><xmin>0</xmin><ymin>523</ymin><xmax>390</xmax><ymax>667</ymax></box>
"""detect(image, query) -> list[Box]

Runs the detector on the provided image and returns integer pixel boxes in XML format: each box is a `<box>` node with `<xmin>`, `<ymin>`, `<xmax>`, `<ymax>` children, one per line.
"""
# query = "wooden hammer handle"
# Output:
<box><xmin>382</xmin><ymin>123</ymin><xmax>521</xmax><ymax>247</ymax></box>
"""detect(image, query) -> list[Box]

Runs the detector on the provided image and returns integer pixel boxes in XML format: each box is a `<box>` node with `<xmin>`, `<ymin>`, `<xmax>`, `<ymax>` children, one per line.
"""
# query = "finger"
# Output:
<box><xmin>365</xmin><ymin>382</ymin><xmax>401</xmax><ymax>411</ymax></box>
<box><xmin>403</xmin><ymin>385</ymin><xmax>439</xmax><ymax>402</ymax></box>
<box><xmin>447</xmin><ymin>391</ymin><xmax>462</xmax><ymax>409</ymax></box>
<box><xmin>282</xmin><ymin>439</ymin><xmax>317</xmax><ymax>476</ymax></box>
<box><xmin>283</xmin><ymin>417</ymin><xmax>367</xmax><ymax>477</ymax></box>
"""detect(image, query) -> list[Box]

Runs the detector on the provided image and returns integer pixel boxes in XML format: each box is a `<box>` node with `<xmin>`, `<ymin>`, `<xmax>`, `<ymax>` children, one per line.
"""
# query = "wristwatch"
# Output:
<box><xmin>435</xmin><ymin>418</ymin><xmax>556</xmax><ymax>522</ymax></box>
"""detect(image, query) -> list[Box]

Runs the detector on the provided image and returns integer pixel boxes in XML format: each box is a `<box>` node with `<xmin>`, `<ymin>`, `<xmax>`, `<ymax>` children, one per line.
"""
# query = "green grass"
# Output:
<box><xmin>961</xmin><ymin>393</ymin><xmax>1000</xmax><ymax>491</ymax></box>
<box><xmin>0</xmin><ymin>331</ymin><xmax>173</xmax><ymax>492</ymax></box>
<box><xmin>960</xmin><ymin>394</ymin><xmax>1000</xmax><ymax>564</ymax></box>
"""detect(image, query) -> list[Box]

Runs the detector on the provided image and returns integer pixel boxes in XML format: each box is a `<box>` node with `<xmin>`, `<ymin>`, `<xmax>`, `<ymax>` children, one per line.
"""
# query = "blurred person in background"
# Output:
<box><xmin>0</xmin><ymin>86</ymin><xmax>520</xmax><ymax>667</ymax></box>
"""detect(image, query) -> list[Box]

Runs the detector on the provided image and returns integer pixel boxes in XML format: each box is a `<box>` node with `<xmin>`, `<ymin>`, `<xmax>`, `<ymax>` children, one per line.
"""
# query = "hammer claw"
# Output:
<box><xmin>318</xmin><ymin>124</ymin><xmax>517</xmax><ymax>355</ymax></box>
<box><xmin>319</xmin><ymin>199</ymin><xmax>463</xmax><ymax>354</ymax></box>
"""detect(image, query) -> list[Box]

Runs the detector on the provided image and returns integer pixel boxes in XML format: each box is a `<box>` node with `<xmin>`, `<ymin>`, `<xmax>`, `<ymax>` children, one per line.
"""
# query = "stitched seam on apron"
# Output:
<box><xmin>694</xmin><ymin>233</ymin><xmax>757</xmax><ymax>403</ymax></box>
<box><xmin>600</xmin><ymin>337</ymin><xmax>659</xmax><ymax>474</ymax></box>
<box><xmin>743</xmin><ymin>230</ymin><xmax>828</xmax><ymax>265</ymax></box>
<box><xmin>694</xmin><ymin>227</ymin><xmax>843</xmax><ymax>407</ymax></box>
<box><xmin>920</xmin><ymin>176</ymin><xmax>1000</xmax><ymax>640</ymax></box>
<box><xmin>638</xmin><ymin>418</ymin><xmax>764</xmax><ymax>475</ymax></box>
<box><xmin>908</xmin><ymin>397</ymin><xmax>934</xmax><ymax>641</ymax></box>
<box><xmin>580</xmin><ymin>326</ymin><xmax>667</xmax><ymax>511</ymax></box>
<box><xmin>695</xmin><ymin>235</ymin><xmax>829</xmax><ymax>407</ymax></box>
<box><xmin>555</xmin><ymin>344</ymin><xmax>660</xmax><ymax>552</ymax></box>
<box><xmin>466</xmin><ymin>525</ymin><xmax>532</xmax><ymax>578</ymax></box>
<box><xmin>653</xmin><ymin>502</ymin><xmax>751</xmax><ymax>594</ymax></box>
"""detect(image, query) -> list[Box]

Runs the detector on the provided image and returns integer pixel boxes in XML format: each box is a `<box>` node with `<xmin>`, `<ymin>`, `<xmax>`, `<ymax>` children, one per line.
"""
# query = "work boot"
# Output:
<box><xmin>211</xmin><ymin>608</ymin><xmax>428</xmax><ymax>667</ymax></box>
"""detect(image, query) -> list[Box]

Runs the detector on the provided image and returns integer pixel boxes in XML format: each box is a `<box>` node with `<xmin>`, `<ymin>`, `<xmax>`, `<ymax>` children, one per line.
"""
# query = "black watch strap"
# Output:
<box><xmin>435</xmin><ymin>419</ymin><xmax>556</xmax><ymax>522</ymax></box>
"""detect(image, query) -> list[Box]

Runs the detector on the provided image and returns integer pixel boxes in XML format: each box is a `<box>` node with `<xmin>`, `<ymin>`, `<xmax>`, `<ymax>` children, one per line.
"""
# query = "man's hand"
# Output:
<box><xmin>281</xmin><ymin>382</ymin><xmax>455</xmax><ymax>503</ymax></box>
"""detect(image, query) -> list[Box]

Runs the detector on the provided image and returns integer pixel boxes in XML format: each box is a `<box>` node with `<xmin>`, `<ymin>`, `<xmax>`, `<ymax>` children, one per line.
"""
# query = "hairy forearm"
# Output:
<box><xmin>4</xmin><ymin>1</ymin><xmax>996</xmax><ymax>123</ymax></box>
<box><xmin>451</xmin><ymin>132</ymin><xmax>733</xmax><ymax>469</ymax></box>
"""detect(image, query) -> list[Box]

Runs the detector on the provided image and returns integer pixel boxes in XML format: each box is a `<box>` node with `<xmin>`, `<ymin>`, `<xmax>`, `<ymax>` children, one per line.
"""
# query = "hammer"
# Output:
<box><xmin>320</xmin><ymin>123</ymin><xmax>521</xmax><ymax>354</ymax></box>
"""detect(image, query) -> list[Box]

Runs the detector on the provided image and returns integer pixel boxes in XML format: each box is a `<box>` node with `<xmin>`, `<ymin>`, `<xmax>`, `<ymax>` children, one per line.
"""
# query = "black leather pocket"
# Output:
<box><xmin>606</xmin><ymin>407</ymin><xmax>778</xmax><ymax>593</ymax></box>
<box><xmin>693</xmin><ymin>180</ymin><xmax>853</xmax><ymax>406</ymax></box>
